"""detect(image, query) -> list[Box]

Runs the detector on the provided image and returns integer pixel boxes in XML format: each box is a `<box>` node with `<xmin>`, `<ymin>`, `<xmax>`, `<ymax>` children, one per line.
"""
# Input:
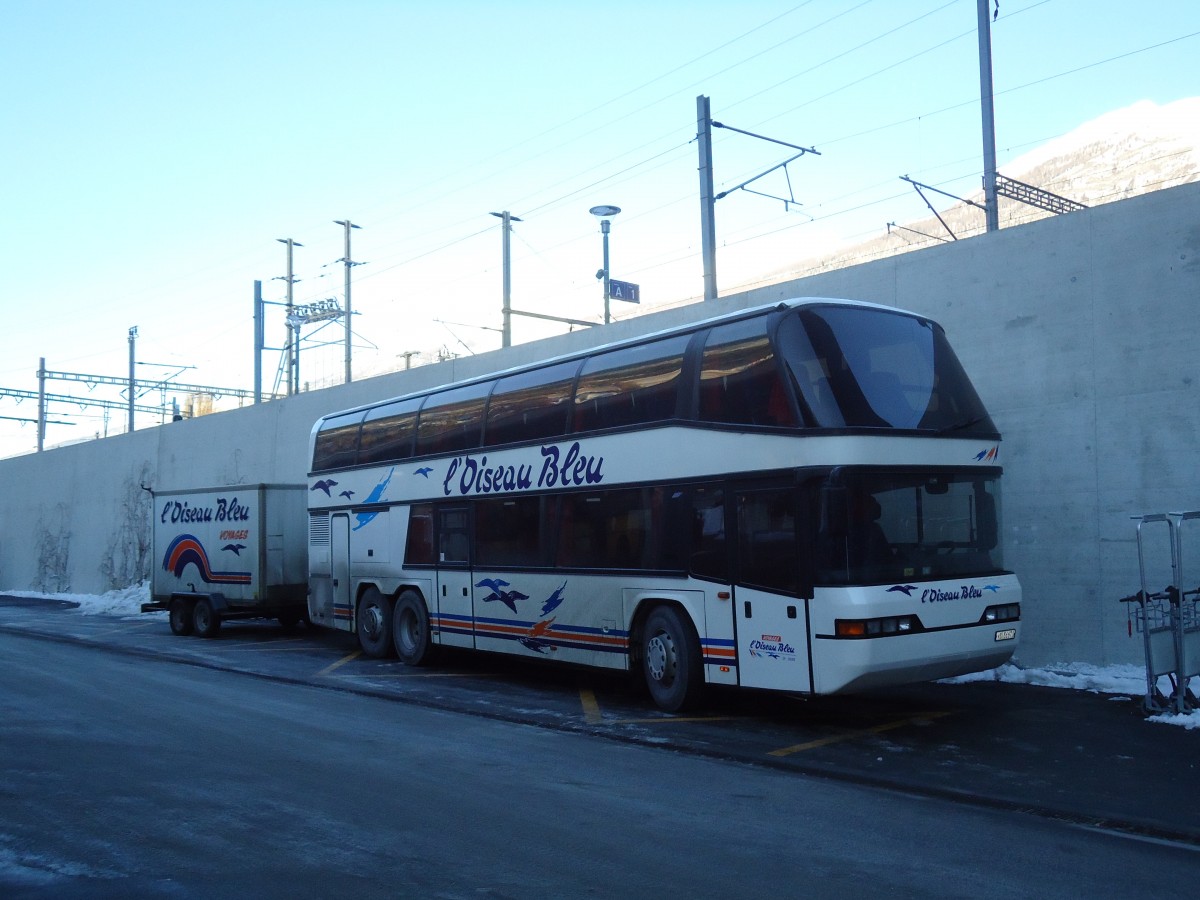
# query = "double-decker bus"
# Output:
<box><xmin>306</xmin><ymin>298</ymin><xmax>1019</xmax><ymax>711</ymax></box>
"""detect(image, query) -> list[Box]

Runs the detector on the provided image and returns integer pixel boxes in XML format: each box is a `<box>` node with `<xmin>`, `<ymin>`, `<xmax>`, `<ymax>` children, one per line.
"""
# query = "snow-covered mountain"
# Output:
<box><xmin>767</xmin><ymin>98</ymin><xmax>1200</xmax><ymax>281</ymax></box>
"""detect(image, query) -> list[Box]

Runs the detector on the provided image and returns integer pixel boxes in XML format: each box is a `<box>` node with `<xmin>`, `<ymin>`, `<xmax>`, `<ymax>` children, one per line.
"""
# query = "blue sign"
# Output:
<box><xmin>608</xmin><ymin>279</ymin><xmax>640</xmax><ymax>304</ymax></box>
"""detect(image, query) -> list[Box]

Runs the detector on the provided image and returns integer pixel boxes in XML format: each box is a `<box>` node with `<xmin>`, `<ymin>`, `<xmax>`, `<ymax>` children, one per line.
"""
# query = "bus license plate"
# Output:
<box><xmin>994</xmin><ymin>628</ymin><xmax>1017</xmax><ymax>642</ymax></box>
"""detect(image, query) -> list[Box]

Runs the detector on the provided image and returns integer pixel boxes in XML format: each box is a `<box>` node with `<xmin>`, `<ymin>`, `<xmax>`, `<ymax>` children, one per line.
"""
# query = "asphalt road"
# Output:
<box><xmin>2</xmin><ymin>598</ymin><xmax>1199</xmax><ymax>897</ymax></box>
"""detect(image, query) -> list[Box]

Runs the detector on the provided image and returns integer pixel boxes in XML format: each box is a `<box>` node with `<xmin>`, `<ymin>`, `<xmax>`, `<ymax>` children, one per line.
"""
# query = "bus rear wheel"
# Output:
<box><xmin>356</xmin><ymin>587</ymin><xmax>393</xmax><ymax>658</ymax></box>
<box><xmin>642</xmin><ymin>605</ymin><xmax>703</xmax><ymax>712</ymax></box>
<box><xmin>393</xmin><ymin>590</ymin><xmax>436</xmax><ymax>666</ymax></box>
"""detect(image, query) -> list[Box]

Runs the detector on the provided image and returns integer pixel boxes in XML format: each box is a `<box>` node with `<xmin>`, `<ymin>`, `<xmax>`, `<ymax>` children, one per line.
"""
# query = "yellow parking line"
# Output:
<box><xmin>327</xmin><ymin>671</ymin><xmax>501</xmax><ymax>679</ymax></box>
<box><xmin>768</xmin><ymin>711</ymin><xmax>953</xmax><ymax>756</ymax></box>
<box><xmin>579</xmin><ymin>688</ymin><xmax>603</xmax><ymax>724</ymax></box>
<box><xmin>316</xmin><ymin>650</ymin><xmax>361</xmax><ymax>676</ymax></box>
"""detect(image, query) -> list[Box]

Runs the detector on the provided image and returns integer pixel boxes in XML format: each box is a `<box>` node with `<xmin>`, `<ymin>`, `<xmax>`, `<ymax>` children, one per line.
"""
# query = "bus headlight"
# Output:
<box><xmin>835</xmin><ymin>615</ymin><xmax>923</xmax><ymax>638</ymax></box>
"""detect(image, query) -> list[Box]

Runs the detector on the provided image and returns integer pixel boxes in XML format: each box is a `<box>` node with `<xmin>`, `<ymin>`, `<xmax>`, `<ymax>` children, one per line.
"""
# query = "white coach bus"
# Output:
<box><xmin>305</xmin><ymin>298</ymin><xmax>1020</xmax><ymax>711</ymax></box>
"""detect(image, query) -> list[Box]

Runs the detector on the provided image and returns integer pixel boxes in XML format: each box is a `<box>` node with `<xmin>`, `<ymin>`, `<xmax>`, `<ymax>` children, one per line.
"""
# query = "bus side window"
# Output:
<box><xmin>689</xmin><ymin>487</ymin><xmax>727</xmax><ymax>581</ymax></box>
<box><xmin>736</xmin><ymin>490</ymin><xmax>799</xmax><ymax>595</ymax></box>
<box><xmin>405</xmin><ymin>505</ymin><xmax>434</xmax><ymax>566</ymax></box>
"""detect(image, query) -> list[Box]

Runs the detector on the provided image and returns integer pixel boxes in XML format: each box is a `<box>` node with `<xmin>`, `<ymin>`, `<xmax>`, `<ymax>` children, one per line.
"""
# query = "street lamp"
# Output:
<box><xmin>589</xmin><ymin>205</ymin><xmax>621</xmax><ymax>324</ymax></box>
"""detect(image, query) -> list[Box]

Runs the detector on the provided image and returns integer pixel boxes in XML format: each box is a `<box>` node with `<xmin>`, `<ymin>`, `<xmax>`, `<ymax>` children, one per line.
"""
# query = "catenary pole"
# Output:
<box><xmin>977</xmin><ymin>0</ymin><xmax>1000</xmax><ymax>232</ymax></box>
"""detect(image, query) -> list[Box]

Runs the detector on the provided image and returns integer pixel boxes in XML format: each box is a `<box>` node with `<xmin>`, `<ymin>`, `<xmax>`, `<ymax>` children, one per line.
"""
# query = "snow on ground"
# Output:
<box><xmin>4</xmin><ymin>585</ymin><xmax>1200</xmax><ymax>729</ymax></box>
<box><xmin>4</xmin><ymin>583</ymin><xmax>157</xmax><ymax>618</ymax></box>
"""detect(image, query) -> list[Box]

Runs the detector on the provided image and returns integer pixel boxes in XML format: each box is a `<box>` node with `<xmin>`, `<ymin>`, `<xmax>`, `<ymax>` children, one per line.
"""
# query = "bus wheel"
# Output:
<box><xmin>393</xmin><ymin>590</ymin><xmax>436</xmax><ymax>667</ymax></box>
<box><xmin>169</xmin><ymin>598</ymin><xmax>194</xmax><ymax>636</ymax></box>
<box><xmin>642</xmin><ymin>605</ymin><xmax>703</xmax><ymax>712</ymax></box>
<box><xmin>192</xmin><ymin>598</ymin><xmax>221</xmax><ymax>638</ymax></box>
<box><xmin>356</xmin><ymin>587</ymin><xmax>393</xmax><ymax>658</ymax></box>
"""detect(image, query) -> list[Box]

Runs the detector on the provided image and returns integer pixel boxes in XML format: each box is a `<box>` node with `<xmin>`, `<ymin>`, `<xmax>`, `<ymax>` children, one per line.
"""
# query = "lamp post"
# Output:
<box><xmin>589</xmin><ymin>205</ymin><xmax>621</xmax><ymax>324</ymax></box>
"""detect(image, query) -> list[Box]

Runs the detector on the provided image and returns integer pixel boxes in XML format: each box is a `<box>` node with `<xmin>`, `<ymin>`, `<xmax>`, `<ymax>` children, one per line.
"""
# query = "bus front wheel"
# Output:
<box><xmin>356</xmin><ymin>587</ymin><xmax>394</xmax><ymax>658</ymax></box>
<box><xmin>642</xmin><ymin>605</ymin><xmax>703</xmax><ymax>713</ymax></box>
<box><xmin>393</xmin><ymin>590</ymin><xmax>436</xmax><ymax>667</ymax></box>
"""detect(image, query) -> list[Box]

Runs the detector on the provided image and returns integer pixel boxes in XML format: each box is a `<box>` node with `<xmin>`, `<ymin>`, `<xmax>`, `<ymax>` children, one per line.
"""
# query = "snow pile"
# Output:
<box><xmin>4</xmin><ymin>583</ymin><xmax>155</xmax><ymax>617</ymax></box>
<box><xmin>943</xmin><ymin>661</ymin><xmax>1146</xmax><ymax>695</ymax></box>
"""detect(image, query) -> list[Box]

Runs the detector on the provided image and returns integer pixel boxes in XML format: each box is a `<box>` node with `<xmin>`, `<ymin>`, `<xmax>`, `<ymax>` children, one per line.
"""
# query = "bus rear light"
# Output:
<box><xmin>835</xmin><ymin>615</ymin><xmax>922</xmax><ymax>638</ymax></box>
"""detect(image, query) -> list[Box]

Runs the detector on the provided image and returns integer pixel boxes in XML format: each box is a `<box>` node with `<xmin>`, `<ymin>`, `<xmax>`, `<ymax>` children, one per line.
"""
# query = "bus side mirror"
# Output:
<box><xmin>821</xmin><ymin>484</ymin><xmax>848</xmax><ymax>538</ymax></box>
<box><xmin>976</xmin><ymin>491</ymin><xmax>998</xmax><ymax>551</ymax></box>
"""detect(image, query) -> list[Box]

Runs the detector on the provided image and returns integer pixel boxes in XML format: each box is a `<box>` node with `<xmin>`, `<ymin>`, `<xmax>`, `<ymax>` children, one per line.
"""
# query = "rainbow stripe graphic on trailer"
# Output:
<box><xmin>162</xmin><ymin>534</ymin><xmax>252</xmax><ymax>585</ymax></box>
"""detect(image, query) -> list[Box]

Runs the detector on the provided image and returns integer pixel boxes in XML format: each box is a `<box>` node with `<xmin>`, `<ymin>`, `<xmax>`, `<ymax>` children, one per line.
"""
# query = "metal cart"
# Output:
<box><xmin>1122</xmin><ymin>512</ymin><xmax>1200</xmax><ymax>715</ymax></box>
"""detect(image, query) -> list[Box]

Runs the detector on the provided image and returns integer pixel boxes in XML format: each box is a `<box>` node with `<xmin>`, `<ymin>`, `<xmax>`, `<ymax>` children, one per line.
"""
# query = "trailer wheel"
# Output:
<box><xmin>393</xmin><ymin>590</ymin><xmax>436</xmax><ymax>667</ymax></box>
<box><xmin>169</xmin><ymin>598</ymin><xmax>194</xmax><ymax>636</ymax></box>
<box><xmin>192</xmin><ymin>597</ymin><xmax>222</xmax><ymax>638</ymax></box>
<box><xmin>642</xmin><ymin>605</ymin><xmax>703</xmax><ymax>712</ymax></box>
<box><xmin>356</xmin><ymin>587</ymin><xmax>393</xmax><ymax>658</ymax></box>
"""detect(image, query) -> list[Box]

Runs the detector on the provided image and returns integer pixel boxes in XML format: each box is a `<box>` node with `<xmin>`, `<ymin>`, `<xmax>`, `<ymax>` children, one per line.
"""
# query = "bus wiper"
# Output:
<box><xmin>939</xmin><ymin>416</ymin><xmax>988</xmax><ymax>433</ymax></box>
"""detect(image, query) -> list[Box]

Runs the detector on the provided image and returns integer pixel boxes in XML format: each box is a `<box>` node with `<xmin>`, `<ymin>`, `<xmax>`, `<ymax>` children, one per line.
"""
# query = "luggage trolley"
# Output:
<box><xmin>1121</xmin><ymin>512</ymin><xmax>1200</xmax><ymax>715</ymax></box>
<box><xmin>1170</xmin><ymin>510</ymin><xmax>1200</xmax><ymax>713</ymax></box>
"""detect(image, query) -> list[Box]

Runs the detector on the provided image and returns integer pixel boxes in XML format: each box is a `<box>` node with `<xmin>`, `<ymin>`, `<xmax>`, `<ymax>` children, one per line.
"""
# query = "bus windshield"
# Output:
<box><xmin>778</xmin><ymin>305</ymin><xmax>996</xmax><ymax>434</ymax></box>
<box><xmin>817</xmin><ymin>469</ymin><xmax>1004</xmax><ymax>586</ymax></box>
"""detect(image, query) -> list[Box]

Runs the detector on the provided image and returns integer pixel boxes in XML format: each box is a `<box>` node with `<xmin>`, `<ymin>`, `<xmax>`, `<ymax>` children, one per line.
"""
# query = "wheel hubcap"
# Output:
<box><xmin>363</xmin><ymin>605</ymin><xmax>384</xmax><ymax>638</ymax></box>
<box><xmin>646</xmin><ymin>632</ymin><xmax>676</xmax><ymax>683</ymax></box>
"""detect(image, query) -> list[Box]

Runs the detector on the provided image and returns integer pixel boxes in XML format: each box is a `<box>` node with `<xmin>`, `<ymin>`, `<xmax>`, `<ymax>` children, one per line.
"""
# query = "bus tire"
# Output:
<box><xmin>169</xmin><ymin>598</ymin><xmax>194</xmax><ymax>636</ymax></box>
<box><xmin>356</xmin><ymin>587</ymin><xmax>393</xmax><ymax>658</ymax></box>
<box><xmin>192</xmin><ymin>597</ymin><xmax>221</xmax><ymax>638</ymax></box>
<box><xmin>642</xmin><ymin>605</ymin><xmax>703</xmax><ymax>712</ymax></box>
<box><xmin>393</xmin><ymin>590</ymin><xmax>436</xmax><ymax>667</ymax></box>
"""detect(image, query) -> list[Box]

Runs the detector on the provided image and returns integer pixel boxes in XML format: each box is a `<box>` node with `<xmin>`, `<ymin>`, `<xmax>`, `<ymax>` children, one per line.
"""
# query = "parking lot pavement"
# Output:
<box><xmin>3</xmin><ymin>593</ymin><xmax>1198</xmax><ymax>845</ymax></box>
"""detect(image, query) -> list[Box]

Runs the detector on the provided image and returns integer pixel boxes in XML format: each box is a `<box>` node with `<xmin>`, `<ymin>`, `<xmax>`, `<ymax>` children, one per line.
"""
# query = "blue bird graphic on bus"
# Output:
<box><xmin>221</xmin><ymin>543</ymin><xmax>247</xmax><ymax>556</ymax></box>
<box><xmin>353</xmin><ymin>467</ymin><xmax>395</xmax><ymax>531</ymax></box>
<box><xmin>476</xmin><ymin>577</ymin><xmax>529</xmax><ymax>613</ymax></box>
<box><xmin>540</xmin><ymin>582</ymin><xmax>568</xmax><ymax>616</ymax></box>
<box><xmin>887</xmin><ymin>585</ymin><xmax>919</xmax><ymax>596</ymax></box>
<box><xmin>311</xmin><ymin>478</ymin><xmax>338</xmax><ymax>496</ymax></box>
<box><xmin>414</xmin><ymin>467</ymin><xmax>434</xmax><ymax>478</ymax></box>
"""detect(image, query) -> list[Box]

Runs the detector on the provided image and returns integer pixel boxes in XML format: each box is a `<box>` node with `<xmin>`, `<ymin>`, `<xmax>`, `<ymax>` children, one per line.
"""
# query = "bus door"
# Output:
<box><xmin>435</xmin><ymin>505</ymin><xmax>475</xmax><ymax>648</ymax></box>
<box><xmin>732</xmin><ymin>488</ymin><xmax>813</xmax><ymax>693</ymax></box>
<box><xmin>331</xmin><ymin>513</ymin><xmax>352</xmax><ymax>629</ymax></box>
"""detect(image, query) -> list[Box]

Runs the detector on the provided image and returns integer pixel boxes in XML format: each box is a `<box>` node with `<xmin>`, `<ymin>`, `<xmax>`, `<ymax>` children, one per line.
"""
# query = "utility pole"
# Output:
<box><xmin>333</xmin><ymin>219</ymin><xmax>360</xmax><ymax>383</ymax></box>
<box><xmin>490</xmin><ymin>211</ymin><xmax>522</xmax><ymax>348</ymax></box>
<box><xmin>253</xmin><ymin>280</ymin><xmax>263</xmax><ymax>404</ymax></box>
<box><xmin>37</xmin><ymin>357</ymin><xmax>46</xmax><ymax>452</ymax></box>
<box><xmin>977</xmin><ymin>0</ymin><xmax>1000</xmax><ymax>232</ymax></box>
<box><xmin>276</xmin><ymin>238</ymin><xmax>302</xmax><ymax>395</ymax></box>
<box><xmin>127</xmin><ymin>327</ymin><xmax>137</xmax><ymax>433</ymax></box>
<box><xmin>697</xmin><ymin>95</ymin><xmax>718</xmax><ymax>302</ymax></box>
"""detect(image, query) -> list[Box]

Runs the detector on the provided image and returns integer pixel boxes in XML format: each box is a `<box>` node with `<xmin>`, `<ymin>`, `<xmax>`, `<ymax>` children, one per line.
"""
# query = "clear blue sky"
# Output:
<box><xmin>2</xmin><ymin>0</ymin><xmax>1196</xmax><ymax>456</ymax></box>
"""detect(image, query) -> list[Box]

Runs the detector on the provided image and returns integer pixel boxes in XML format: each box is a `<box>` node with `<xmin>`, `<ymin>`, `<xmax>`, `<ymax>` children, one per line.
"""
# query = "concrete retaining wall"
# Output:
<box><xmin>3</xmin><ymin>181</ymin><xmax>1198</xmax><ymax>668</ymax></box>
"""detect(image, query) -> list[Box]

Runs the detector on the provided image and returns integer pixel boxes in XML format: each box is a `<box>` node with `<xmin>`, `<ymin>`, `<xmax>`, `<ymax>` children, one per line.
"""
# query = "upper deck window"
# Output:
<box><xmin>484</xmin><ymin>359</ymin><xmax>582</xmax><ymax>447</ymax></box>
<box><xmin>777</xmin><ymin>306</ymin><xmax>995</xmax><ymax>434</ymax></box>
<box><xmin>699</xmin><ymin>318</ymin><xmax>797</xmax><ymax>427</ymax></box>
<box><xmin>573</xmin><ymin>336</ymin><xmax>689</xmax><ymax>432</ymax></box>
<box><xmin>312</xmin><ymin>412</ymin><xmax>364</xmax><ymax>471</ymax></box>
<box><xmin>414</xmin><ymin>383</ymin><xmax>490</xmax><ymax>457</ymax></box>
<box><xmin>359</xmin><ymin>397</ymin><xmax>421</xmax><ymax>465</ymax></box>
